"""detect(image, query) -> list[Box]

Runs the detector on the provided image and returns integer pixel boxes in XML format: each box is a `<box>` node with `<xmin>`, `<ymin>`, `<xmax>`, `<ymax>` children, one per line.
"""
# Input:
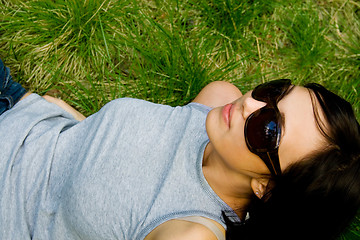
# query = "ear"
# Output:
<box><xmin>250</xmin><ymin>177</ymin><xmax>269</xmax><ymax>199</ymax></box>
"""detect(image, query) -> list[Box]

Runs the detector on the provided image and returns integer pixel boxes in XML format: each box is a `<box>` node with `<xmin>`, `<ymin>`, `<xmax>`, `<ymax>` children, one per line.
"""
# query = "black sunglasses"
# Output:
<box><xmin>244</xmin><ymin>79</ymin><xmax>292</xmax><ymax>176</ymax></box>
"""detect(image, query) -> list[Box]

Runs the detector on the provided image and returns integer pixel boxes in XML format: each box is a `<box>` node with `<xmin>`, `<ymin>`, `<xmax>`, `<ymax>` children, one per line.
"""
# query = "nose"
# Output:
<box><xmin>242</xmin><ymin>94</ymin><xmax>267</xmax><ymax>119</ymax></box>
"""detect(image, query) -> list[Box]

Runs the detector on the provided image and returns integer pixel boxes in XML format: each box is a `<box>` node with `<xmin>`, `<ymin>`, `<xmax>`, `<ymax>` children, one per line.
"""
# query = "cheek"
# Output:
<box><xmin>206</xmin><ymin>108</ymin><xmax>271</xmax><ymax>174</ymax></box>
<box><xmin>228</xmin><ymin>133</ymin><xmax>272</xmax><ymax>175</ymax></box>
<box><xmin>226</xmin><ymin>148</ymin><xmax>271</xmax><ymax>175</ymax></box>
<box><xmin>215</xmin><ymin>130</ymin><xmax>268</xmax><ymax>173</ymax></box>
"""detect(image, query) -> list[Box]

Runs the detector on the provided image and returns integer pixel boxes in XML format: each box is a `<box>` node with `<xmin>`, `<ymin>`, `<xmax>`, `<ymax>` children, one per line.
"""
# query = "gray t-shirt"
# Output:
<box><xmin>0</xmin><ymin>94</ymin><xmax>239</xmax><ymax>240</ymax></box>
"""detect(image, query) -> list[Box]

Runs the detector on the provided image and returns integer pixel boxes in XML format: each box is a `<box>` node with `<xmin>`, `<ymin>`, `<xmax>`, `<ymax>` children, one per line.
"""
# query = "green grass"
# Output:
<box><xmin>1</xmin><ymin>0</ymin><xmax>360</xmax><ymax>238</ymax></box>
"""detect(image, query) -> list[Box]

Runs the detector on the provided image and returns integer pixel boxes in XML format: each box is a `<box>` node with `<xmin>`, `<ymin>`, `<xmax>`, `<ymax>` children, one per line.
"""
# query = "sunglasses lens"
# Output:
<box><xmin>252</xmin><ymin>79</ymin><xmax>291</xmax><ymax>102</ymax></box>
<box><xmin>244</xmin><ymin>79</ymin><xmax>290</xmax><ymax>175</ymax></box>
<box><xmin>245</xmin><ymin>108</ymin><xmax>280</xmax><ymax>152</ymax></box>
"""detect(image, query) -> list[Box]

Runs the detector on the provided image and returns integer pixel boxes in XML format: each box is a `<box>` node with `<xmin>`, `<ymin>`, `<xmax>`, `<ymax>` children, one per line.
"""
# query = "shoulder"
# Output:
<box><xmin>145</xmin><ymin>219</ymin><xmax>224</xmax><ymax>240</ymax></box>
<box><xmin>192</xmin><ymin>81</ymin><xmax>242</xmax><ymax>108</ymax></box>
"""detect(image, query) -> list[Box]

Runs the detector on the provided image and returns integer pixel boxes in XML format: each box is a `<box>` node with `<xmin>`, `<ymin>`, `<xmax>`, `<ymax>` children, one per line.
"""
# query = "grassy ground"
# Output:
<box><xmin>1</xmin><ymin>0</ymin><xmax>360</xmax><ymax>238</ymax></box>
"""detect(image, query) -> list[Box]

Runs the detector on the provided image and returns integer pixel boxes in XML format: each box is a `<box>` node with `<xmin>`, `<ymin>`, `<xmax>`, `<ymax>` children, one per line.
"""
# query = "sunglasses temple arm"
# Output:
<box><xmin>258</xmin><ymin>151</ymin><xmax>282</xmax><ymax>176</ymax></box>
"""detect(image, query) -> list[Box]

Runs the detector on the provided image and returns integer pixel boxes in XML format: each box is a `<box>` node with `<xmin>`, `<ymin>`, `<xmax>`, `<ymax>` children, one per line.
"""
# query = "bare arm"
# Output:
<box><xmin>192</xmin><ymin>81</ymin><xmax>242</xmax><ymax>108</ymax></box>
<box><xmin>145</xmin><ymin>219</ymin><xmax>224</xmax><ymax>240</ymax></box>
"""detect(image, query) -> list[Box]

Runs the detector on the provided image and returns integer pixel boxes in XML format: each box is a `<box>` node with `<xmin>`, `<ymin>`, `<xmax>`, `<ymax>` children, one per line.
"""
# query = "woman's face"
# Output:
<box><xmin>205</xmin><ymin>85</ymin><xmax>326</xmax><ymax>176</ymax></box>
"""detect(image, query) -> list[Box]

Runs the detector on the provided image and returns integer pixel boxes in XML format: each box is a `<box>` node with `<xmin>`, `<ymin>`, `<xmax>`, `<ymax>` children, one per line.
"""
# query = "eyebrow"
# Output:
<box><xmin>280</xmin><ymin>112</ymin><xmax>286</xmax><ymax>139</ymax></box>
<box><xmin>278</xmin><ymin>85</ymin><xmax>294</xmax><ymax>139</ymax></box>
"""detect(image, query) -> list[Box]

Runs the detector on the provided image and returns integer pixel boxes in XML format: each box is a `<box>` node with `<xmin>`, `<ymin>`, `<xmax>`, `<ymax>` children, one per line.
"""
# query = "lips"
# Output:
<box><xmin>222</xmin><ymin>103</ymin><xmax>233</xmax><ymax>128</ymax></box>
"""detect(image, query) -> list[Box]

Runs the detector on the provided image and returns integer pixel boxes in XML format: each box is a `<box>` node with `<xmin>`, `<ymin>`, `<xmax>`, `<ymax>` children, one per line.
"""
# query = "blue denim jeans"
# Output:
<box><xmin>0</xmin><ymin>58</ymin><xmax>27</xmax><ymax>115</ymax></box>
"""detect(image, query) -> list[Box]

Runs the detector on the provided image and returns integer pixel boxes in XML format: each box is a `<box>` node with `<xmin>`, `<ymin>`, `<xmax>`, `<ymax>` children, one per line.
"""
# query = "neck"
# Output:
<box><xmin>202</xmin><ymin>143</ymin><xmax>252</xmax><ymax>220</ymax></box>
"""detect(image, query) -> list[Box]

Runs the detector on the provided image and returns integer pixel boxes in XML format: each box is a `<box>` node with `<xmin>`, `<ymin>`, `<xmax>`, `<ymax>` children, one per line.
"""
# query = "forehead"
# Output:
<box><xmin>277</xmin><ymin>86</ymin><xmax>325</xmax><ymax>170</ymax></box>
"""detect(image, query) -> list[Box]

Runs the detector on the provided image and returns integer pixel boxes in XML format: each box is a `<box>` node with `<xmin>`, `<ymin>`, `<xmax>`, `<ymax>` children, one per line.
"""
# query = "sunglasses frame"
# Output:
<box><xmin>244</xmin><ymin>79</ymin><xmax>292</xmax><ymax>176</ymax></box>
